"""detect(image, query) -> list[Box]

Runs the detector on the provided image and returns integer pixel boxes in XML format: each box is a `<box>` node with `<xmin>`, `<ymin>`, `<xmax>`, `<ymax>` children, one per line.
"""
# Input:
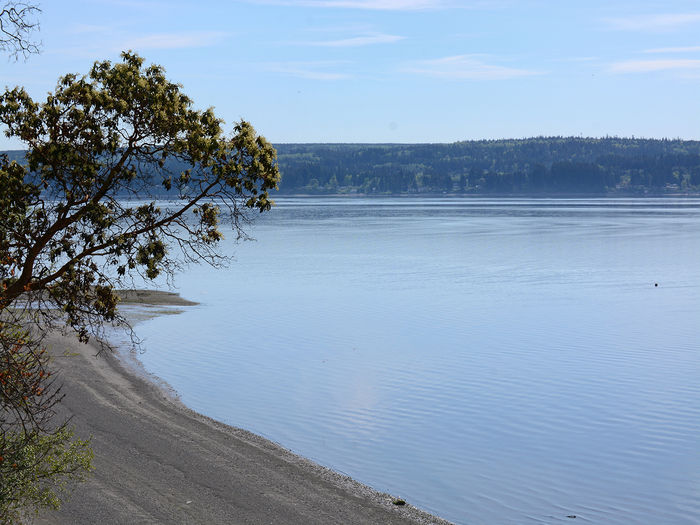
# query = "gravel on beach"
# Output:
<box><xmin>34</xmin><ymin>291</ymin><xmax>450</xmax><ymax>525</ymax></box>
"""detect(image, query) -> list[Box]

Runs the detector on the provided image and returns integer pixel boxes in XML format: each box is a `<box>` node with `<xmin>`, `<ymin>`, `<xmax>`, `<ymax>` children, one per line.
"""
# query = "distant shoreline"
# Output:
<box><xmin>7</xmin><ymin>136</ymin><xmax>700</xmax><ymax>197</ymax></box>
<box><xmin>36</xmin><ymin>291</ymin><xmax>450</xmax><ymax>524</ymax></box>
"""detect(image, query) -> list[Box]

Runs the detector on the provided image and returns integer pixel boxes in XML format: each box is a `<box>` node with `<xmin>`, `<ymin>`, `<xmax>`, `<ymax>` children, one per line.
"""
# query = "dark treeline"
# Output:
<box><xmin>5</xmin><ymin>136</ymin><xmax>700</xmax><ymax>196</ymax></box>
<box><xmin>274</xmin><ymin>137</ymin><xmax>700</xmax><ymax>195</ymax></box>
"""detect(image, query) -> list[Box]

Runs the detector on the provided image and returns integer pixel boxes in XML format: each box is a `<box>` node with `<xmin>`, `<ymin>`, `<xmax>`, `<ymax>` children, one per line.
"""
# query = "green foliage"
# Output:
<box><xmin>271</xmin><ymin>138</ymin><xmax>700</xmax><ymax>195</ymax></box>
<box><xmin>9</xmin><ymin>136</ymin><xmax>700</xmax><ymax>196</ymax></box>
<box><xmin>0</xmin><ymin>51</ymin><xmax>280</xmax><ymax>341</ymax></box>
<box><xmin>0</xmin><ymin>427</ymin><xmax>93</xmax><ymax>524</ymax></box>
<box><xmin>0</xmin><ymin>52</ymin><xmax>279</xmax><ymax>521</ymax></box>
<box><xmin>0</xmin><ymin>322</ymin><xmax>92</xmax><ymax>524</ymax></box>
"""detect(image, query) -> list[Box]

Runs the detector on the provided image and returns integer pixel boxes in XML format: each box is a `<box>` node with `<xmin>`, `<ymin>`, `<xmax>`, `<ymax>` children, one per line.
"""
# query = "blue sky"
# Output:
<box><xmin>1</xmin><ymin>0</ymin><xmax>700</xmax><ymax>147</ymax></box>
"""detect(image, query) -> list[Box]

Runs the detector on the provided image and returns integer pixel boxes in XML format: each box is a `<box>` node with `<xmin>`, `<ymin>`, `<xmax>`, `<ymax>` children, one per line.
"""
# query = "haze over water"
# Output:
<box><xmin>120</xmin><ymin>198</ymin><xmax>700</xmax><ymax>524</ymax></box>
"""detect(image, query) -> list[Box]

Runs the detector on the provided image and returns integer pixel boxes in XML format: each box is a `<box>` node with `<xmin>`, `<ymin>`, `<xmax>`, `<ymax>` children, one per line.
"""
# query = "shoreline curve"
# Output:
<box><xmin>36</xmin><ymin>291</ymin><xmax>451</xmax><ymax>524</ymax></box>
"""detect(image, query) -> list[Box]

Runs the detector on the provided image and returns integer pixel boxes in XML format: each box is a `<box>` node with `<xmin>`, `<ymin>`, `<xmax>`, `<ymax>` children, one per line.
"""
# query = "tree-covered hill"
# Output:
<box><xmin>274</xmin><ymin>137</ymin><xmax>700</xmax><ymax>194</ymax></box>
<box><xmin>5</xmin><ymin>136</ymin><xmax>700</xmax><ymax>196</ymax></box>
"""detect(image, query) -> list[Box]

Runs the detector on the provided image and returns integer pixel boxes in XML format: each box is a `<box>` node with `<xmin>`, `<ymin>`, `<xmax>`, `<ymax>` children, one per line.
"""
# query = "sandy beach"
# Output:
<box><xmin>34</xmin><ymin>291</ymin><xmax>450</xmax><ymax>525</ymax></box>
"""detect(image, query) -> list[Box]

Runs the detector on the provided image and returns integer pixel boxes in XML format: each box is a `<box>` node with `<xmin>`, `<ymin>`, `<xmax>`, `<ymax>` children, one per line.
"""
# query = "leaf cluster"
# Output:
<box><xmin>0</xmin><ymin>322</ymin><xmax>92</xmax><ymax>524</ymax></box>
<box><xmin>0</xmin><ymin>51</ymin><xmax>280</xmax><ymax>342</ymax></box>
<box><xmin>0</xmin><ymin>52</ymin><xmax>278</xmax><ymax>521</ymax></box>
<box><xmin>0</xmin><ymin>426</ymin><xmax>93</xmax><ymax>524</ymax></box>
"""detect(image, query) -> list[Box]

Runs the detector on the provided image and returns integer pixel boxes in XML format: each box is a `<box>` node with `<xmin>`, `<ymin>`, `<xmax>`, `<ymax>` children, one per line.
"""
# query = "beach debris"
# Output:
<box><xmin>186</xmin><ymin>500</ymin><xmax>192</xmax><ymax>505</ymax></box>
<box><xmin>393</xmin><ymin>498</ymin><xmax>406</xmax><ymax>506</ymax></box>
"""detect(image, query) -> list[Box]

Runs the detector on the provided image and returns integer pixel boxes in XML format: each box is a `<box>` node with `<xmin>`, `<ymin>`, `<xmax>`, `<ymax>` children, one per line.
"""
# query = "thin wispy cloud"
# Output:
<box><xmin>91</xmin><ymin>0</ymin><xmax>172</xmax><ymax>8</ymax></box>
<box><xmin>609</xmin><ymin>58</ymin><xmax>700</xmax><ymax>73</ymax></box>
<box><xmin>308</xmin><ymin>33</ymin><xmax>405</xmax><ymax>47</ymax></box>
<box><xmin>603</xmin><ymin>13</ymin><xmax>700</xmax><ymax>32</ymax></box>
<box><xmin>549</xmin><ymin>56</ymin><xmax>598</xmax><ymax>63</ymax></box>
<box><xmin>244</xmin><ymin>0</ymin><xmax>455</xmax><ymax>10</ymax></box>
<box><xmin>69</xmin><ymin>24</ymin><xmax>114</xmax><ymax>34</ymax></box>
<box><xmin>401</xmin><ymin>55</ymin><xmax>540</xmax><ymax>80</ymax></box>
<box><xmin>264</xmin><ymin>61</ymin><xmax>350</xmax><ymax>80</ymax></box>
<box><xmin>644</xmin><ymin>46</ymin><xmax>700</xmax><ymax>53</ymax></box>
<box><xmin>122</xmin><ymin>31</ymin><xmax>228</xmax><ymax>50</ymax></box>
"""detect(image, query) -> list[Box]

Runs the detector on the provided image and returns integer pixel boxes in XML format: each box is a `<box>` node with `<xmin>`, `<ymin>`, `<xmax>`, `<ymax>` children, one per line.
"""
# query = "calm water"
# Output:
<box><xmin>120</xmin><ymin>198</ymin><xmax>700</xmax><ymax>524</ymax></box>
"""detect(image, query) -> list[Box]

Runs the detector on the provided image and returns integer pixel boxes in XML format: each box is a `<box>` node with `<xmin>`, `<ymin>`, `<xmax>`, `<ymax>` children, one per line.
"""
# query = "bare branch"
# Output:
<box><xmin>0</xmin><ymin>1</ymin><xmax>41</xmax><ymax>60</ymax></box>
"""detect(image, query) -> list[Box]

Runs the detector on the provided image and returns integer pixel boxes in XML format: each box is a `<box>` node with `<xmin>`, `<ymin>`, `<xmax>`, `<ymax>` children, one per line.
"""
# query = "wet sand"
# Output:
<box><xmin>36</xmin><ymin>291</ymin><xmax>450</xmax><ymax>524</ymax></box>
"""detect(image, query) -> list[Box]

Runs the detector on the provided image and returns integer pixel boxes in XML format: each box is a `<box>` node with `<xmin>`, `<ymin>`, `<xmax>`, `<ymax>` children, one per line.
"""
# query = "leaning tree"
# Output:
<box><xmin>0</xmin><ymin>51</ymin><xmax>280</xmax><ymax>520</ymax></box>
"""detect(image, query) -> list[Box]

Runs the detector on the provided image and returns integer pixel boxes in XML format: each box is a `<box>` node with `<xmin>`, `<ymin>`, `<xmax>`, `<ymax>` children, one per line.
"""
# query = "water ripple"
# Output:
<box><xmin>126</xmin><ymin>198</ymin><xmax>700</xmax><ymax>525</ymax></box>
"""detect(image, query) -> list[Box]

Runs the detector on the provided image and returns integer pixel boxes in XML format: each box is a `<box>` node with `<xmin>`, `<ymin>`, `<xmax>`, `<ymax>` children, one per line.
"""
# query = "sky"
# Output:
<box><xmin>1</xmin><ymin>0</ymin><xmax>700</xmax><ymax>147</ymax></box>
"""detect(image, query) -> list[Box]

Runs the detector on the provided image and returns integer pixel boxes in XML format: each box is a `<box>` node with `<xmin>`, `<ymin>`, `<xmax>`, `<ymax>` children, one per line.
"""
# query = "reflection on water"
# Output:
<box><xmin>124</xmin><ymin>198</ymin><xmax>700</xmax><ymax>525</ymax></box>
